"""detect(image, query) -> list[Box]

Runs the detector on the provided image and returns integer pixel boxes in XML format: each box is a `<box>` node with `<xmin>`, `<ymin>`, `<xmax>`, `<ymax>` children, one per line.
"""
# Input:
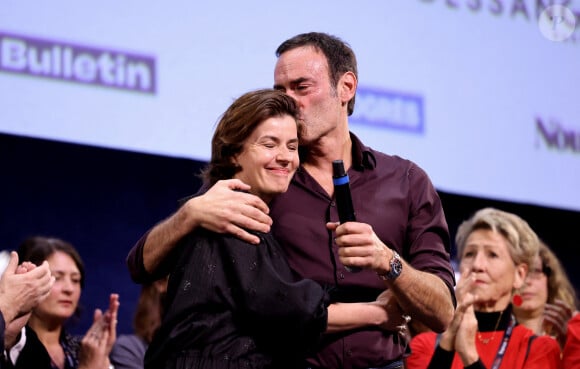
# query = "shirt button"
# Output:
<box><xmin>330</xmin><ymin>201</ymin><xmax>336</xmax><ymax>207</ymax></box>
<box><xmin>338</xmin><ymin>272</ymin><xmax>345</xmax><ymax>280</ymax></box>
<box><xmin>346</xmin><ymin>349</ymin><xmax>353</xmax><ymax>357</ymax></box>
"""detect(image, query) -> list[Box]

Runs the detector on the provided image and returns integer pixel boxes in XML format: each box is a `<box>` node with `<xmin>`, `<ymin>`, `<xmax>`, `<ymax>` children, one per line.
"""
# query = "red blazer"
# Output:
<box><xmin>563</xmin><ymin>313</ymin><xmax>580</xmax><ymax>369</ymax></box>
<box><xmin>406</xmin><ymin>325</ymin><xmax>561</xmax><ymax>369</ymax></box>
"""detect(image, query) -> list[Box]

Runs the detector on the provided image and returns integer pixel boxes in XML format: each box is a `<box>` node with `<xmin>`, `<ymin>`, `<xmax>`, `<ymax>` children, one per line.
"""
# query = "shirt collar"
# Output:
<box><xmin>294</xmin><ymin>131</ymin><xmax>376</xmax><ymax>178</ymax></box>
<box><xmin>350</xmin><ymin>132</ymin><xmax>376</xmax><ymax>171</ymax></box>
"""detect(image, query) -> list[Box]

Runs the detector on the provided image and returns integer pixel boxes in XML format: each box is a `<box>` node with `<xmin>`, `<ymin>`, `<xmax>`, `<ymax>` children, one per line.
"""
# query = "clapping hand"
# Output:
<box><xmin>544</xmin><ymin>298</ymin><xmax>574</xmax><ymax>348</ymax></box>
<box><xmin>439</xmin><ymin>272</ymin><xmax>479</xmax><ymax>366</ymax></box>
<box><xmin>0</xmin><ymin>252</ymin><xmax>53</xmax><ymax>324</ymax></box>
<box><xmin>3</xmin><ymin>260</ymin><xmax>47</xmax><ymax>350</ymax></box>
<box><xmin>79</xmin><ymin>293</ymin><xmax>119</xmax><ymax>369</ymax></box>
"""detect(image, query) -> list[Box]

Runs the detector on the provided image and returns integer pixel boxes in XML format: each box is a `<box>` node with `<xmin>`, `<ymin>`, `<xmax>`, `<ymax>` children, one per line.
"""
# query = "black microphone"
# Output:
<box><xmin>332</xmin><ymin>159</ymin><xmax>361</xmax><ymax>273</ymax></box>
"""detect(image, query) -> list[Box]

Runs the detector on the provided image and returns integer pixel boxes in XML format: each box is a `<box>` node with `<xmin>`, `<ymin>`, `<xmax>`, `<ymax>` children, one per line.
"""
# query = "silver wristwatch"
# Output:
<box><xmin>378</xmin><ymin>250</ymin><xmax>403</xmax><ymax>280</ymax></box>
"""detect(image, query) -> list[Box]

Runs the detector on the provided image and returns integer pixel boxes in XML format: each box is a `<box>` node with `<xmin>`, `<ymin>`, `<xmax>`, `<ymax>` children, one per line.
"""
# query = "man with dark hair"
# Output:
<box><xmin>128</xmin><ymin>32</ymin><xmax>456</xmax><ymax>369</ymax></box>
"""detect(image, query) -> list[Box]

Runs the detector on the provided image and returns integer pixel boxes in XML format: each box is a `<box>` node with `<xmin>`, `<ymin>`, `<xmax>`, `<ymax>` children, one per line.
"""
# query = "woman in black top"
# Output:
<box><xmin>145</xmin><ymin>89</ymin><xmax>329</xmax><ymax>369</ymax></box>
<box><xmin>7</xmin><ymin>236</ymin><xmax>119</xmax><ymax>369</ymax></box>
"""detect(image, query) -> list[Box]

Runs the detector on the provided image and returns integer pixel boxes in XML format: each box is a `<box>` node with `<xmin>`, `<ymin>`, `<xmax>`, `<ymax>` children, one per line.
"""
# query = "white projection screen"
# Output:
<box><xmin>1</xmin><ymin>0</ymin><xmax>579</xmax><ymax>211</ymax></box>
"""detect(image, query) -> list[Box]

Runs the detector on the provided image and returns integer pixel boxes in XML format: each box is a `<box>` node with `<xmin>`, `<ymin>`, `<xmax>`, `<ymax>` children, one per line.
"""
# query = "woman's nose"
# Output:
<box><xmin>61</xmin><ymin>278</ymin><xmax>74</xmax><ymax>293</ymax></box>
<box><xmin>277</xmin><ymin>148</ymin><xmax>292</xmax><ymax>163</ymax></box>
<box><xmin>471</xmin><ymin>252</ymin><xmax>486</xmax><ymax>271</ymax></box>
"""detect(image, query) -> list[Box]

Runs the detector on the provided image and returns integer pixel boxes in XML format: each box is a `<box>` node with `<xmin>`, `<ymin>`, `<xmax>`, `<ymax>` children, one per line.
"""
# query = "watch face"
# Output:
<box><xmin>388</xmin><ymin>252</ymin><xmax>402</xmax><ymax>279</ymax></box>
<box><xmin>392</xmin><ymin>260</ymin><xmax>402</xmax><ymax>274</ymax></box>
<box><xmin>377</xmin><ymin>251</ymin><xmax>403</xmax><ymax>280</ymax></box>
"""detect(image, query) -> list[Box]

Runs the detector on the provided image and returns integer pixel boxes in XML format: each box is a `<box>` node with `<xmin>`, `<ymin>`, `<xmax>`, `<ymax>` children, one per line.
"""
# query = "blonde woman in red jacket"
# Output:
<box><xmin>406</xmin><ymin>208</ymin><xmax>561</xmax><ymax>369</ymax></box>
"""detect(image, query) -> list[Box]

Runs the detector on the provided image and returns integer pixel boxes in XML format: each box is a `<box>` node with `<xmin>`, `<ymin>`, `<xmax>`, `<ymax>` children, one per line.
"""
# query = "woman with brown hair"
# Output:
<box><xmin>513</xmin><ymin>241</ymin><xmax>577</xmax><ymax>349</ymax></box>
<box><xmin>6</xmin><ymin>236</ymin><xmax>119</xmax><ymax>369</ymax></box>
<box><xmin>143</xmin><ymin>88</ymin><xmax>327</xmax><ymax>369</ymax></box>
<box><xmin>144</xmin><ymin>89</ymin><xmax>401</xmax><ymax>369</ymax></box>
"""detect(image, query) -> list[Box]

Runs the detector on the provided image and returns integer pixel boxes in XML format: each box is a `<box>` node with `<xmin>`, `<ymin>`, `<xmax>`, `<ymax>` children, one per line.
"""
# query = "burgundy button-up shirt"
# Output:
<box><xmin>268</xmin><ymin>133</ymin><xmax>455</xmax><ymax>369</ymax></box>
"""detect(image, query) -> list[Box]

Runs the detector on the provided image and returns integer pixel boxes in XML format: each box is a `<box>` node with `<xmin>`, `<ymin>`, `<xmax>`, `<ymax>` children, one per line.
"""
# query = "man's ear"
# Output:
<box><xmin>338</xmin><ymin>71</ymin><xmax>357</xmax><ymax>105</ymax></box>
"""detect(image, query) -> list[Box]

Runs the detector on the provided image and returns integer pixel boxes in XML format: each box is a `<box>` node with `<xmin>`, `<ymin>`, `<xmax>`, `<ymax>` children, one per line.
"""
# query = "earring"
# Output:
<box><xmin>512</xmin><ymin>293</ymin><xmax>523</xmax><ymax>307</ymax></box>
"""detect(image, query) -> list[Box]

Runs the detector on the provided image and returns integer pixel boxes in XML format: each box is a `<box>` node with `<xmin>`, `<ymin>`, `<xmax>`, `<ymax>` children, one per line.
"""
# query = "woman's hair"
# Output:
<box><xmin>133</xmin><ymin>278</ymin><xmax>167</xmax><ymax>343</ymax></box>
<box><xmin>201</xmin><ymin>89</ymin><xmax>301</xmax><ymax>186</ymax></box>
<box><xmin>455</xmin><ymin>208</ymin><xmax>539</xmax><ymax>268</ymax></box>
<box><xmin>539</xmin><ymin>241</ymin><xmax>578</xmax><ymax>310</ymax></box>
<box><xmin>17</xmin><ymin>236</ymin><xmax>85</xmax><ymax>288</ymax></box>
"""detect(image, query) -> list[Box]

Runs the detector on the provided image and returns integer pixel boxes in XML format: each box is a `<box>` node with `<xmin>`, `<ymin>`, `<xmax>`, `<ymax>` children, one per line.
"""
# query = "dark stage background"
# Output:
<box><xmin>1</xmin><ymin>132</ymin><xmax>579</xmax><ymax>335</ymax></box>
